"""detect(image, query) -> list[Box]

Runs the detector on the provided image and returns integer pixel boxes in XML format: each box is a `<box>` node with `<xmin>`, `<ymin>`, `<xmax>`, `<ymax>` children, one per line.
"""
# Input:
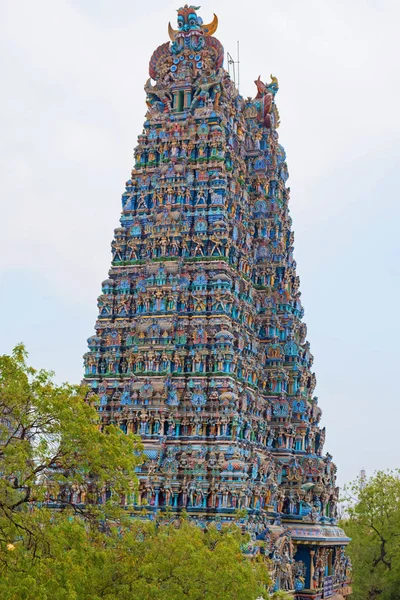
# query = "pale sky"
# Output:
<box><xmin>1</xmin><ymin>0</ymin><xmax>399</xmax><ymax>487</ymax></box>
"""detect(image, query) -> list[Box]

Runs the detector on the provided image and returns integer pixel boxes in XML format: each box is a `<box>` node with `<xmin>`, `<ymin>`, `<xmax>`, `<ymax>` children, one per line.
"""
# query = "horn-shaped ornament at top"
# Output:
<box><xmin>168</xmin><ymin>13</ymin><xmax>218</xmax><ymax>41</ymax></box>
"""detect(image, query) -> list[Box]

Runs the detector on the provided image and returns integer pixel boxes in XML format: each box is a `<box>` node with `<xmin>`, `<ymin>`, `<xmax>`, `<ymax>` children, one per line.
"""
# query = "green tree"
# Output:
<box><xmin>341</xmin><ymin>470</ymin><xmax>400</xmax><ymax>600</ymax></box>
<box><xmin>0</xmin><ymin>344</ymin><xmax>142</xmax><ymax>556</ymax></box>
<box><xmin>0</xmin><ymin>514</ymin><xmax>274</xmax><ymax>600</ymax></box>
<box><xmin>0</xmin><ymin>346</ymin><xmax>282</xmax><ymax>600</ymax></box>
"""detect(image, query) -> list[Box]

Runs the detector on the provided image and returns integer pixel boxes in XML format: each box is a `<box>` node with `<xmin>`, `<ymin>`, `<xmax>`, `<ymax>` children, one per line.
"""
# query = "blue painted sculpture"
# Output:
<box><xmin>83</xmin><ymin>6</ymin><xmax>351</xmax><ymax>597</ymax></box>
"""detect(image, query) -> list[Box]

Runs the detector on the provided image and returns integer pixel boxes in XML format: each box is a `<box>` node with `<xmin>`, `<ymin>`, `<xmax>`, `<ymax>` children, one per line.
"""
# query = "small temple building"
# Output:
<box><xmin>83</xmin><ymin>6</ymin><xmax>351</xmax><ymax>598</ymax></box>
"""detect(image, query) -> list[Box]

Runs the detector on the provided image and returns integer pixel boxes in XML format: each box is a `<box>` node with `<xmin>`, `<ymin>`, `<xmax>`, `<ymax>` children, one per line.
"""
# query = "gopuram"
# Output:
<box><xmin>83</xmin><ymin>6</ymin><xmax>351</xmax><ymax>598</ymax></box>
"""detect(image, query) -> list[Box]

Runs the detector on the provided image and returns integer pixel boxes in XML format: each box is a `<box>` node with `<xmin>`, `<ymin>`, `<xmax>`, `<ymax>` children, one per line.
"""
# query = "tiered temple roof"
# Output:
<box><xmin>83</xmin><ymin>6</ymin><xmax>351</xmax><ymax>597</ymax></box>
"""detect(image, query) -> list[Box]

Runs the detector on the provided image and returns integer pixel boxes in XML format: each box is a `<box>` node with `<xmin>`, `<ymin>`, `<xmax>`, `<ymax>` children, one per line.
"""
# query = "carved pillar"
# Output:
<box><xmin>310</xmin><ymin>550</ymin><xmax>315</xmax><ymax>588</ymax></box>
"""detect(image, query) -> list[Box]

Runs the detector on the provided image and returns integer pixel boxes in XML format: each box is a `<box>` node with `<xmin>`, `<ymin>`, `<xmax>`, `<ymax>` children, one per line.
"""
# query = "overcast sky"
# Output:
<box><xmin>1</xmin><ymin>0</ymin><xmax>399</xmax><ymax>487</ymax></box>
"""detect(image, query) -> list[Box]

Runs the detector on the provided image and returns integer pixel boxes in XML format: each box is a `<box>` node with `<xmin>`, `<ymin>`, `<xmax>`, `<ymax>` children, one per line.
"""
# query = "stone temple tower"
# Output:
<box><xmin>83</xmin><ymin>6</ymin><xmax>351</xmax><ymax>598</ymax></box>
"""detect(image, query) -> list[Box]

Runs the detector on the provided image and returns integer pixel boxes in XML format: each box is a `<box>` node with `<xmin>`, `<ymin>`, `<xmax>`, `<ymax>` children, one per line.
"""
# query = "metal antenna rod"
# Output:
<box><xmin>237</xmin><ymin>41</ymin><xmax>240</xmax><ymax>93</ymax></box>
<box><xmin>227</xmin><ymin>46</ymin><xmax>240</xmax><ymax>92</ymax></box>
<box><xmin>227</xmin><ymin>52</ymin><xmax>236</xmax><ymax>87</ymax></box>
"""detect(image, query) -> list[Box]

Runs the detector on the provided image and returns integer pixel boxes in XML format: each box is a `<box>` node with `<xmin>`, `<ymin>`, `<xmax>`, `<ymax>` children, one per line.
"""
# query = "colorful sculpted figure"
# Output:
<box><xmin>169</xmin><ymin>5</ymin><xmax>218</xmax><ymax>38</ymax></box>
<box><xmin>82</xmin><ymin>6</ymin><xmax>351</xmax><ymax>598</ymax></box>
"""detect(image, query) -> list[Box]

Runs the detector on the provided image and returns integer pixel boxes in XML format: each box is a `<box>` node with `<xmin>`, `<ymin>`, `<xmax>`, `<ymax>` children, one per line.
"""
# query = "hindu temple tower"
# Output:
<box><xmin>83</xmin><ymin>6</ymin><xmax>351</xmax><ymax>598</ymax></box>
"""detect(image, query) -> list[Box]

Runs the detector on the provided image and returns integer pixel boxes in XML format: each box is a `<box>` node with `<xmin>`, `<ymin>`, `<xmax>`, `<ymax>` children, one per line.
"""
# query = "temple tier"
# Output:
<box><xmin>83</xmin><ymin>5</ymin><xmax>351</xmax><ymax>598</ymax></box>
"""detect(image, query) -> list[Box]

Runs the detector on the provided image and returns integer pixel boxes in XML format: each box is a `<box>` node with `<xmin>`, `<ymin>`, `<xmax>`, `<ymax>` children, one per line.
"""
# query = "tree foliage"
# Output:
<box><xmin>341</xmin><ymin>470</ymin><xmax>400</xmax><ymax>600</ymax></box>
<box><xmin>0</xmin><ymin>513</ymin><xmax>276</xmax><ymax>600</ymax></box>
<box><xmin>0</xmin><ymin>346</ymin><xmax>278</xmax><ymax>599</ymax></box>
<box><xmin>0</xmin><ymin>344</ymin><xmax>142</xmax><ymax>554</ymax></box>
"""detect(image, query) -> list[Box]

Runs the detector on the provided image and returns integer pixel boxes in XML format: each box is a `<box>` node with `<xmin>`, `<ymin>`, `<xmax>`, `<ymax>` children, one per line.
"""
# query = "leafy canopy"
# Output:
<box><xmin>0</xmin><ymin>514</ymin><xmax>278</xmax><ymax>600</ymax></box>
<box><xmin>0</xmin><ymin>343</ymin><xmax>142</xmax><ymax>551</ymax></box>
<box><xmin>0</xmin><ymin>346</ymin><xmax>286</xmax><ymax>600</ymax></box>
<box><xmin>342</xmin><ymin>470</ymin><xmax>400</xmax><ymax>600</ymax></box>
